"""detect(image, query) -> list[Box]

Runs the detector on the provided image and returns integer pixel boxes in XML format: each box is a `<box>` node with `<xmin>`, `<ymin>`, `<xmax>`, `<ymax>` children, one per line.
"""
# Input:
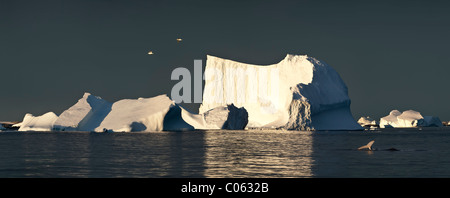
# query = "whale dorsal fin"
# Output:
<box><xmin>358</xmin><ymin>140</ymin><xmax>375</xmax><ymax>150</ymax></box>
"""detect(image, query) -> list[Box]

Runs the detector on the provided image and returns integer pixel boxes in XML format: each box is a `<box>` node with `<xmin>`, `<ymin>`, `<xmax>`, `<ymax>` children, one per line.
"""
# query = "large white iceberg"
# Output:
<box><xmin>18</xmin><ymin>112</ymin><xmax>58</xmax><ymax>131</ymax></box>
<box><xmin>199</xmin><ymin>54</ymin><xmax>362</xmax><ymax>131</ymax></box>
<box><xmin>380</xmin><ymin>110</ymin><xmax>443</xmax><ymax>128</ymax></box>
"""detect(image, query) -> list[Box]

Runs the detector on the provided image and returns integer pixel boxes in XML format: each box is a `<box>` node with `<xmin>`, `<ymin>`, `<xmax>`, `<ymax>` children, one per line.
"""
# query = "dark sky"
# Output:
<box><xmin>1</xmin><ymin>0</ymin><xmax>450</xmax><ymax>122</ymax></box>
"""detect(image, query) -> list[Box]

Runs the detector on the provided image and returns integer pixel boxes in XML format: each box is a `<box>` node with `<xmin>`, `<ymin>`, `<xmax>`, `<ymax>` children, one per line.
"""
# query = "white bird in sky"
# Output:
<box><xmin>148</xmin><ymin>38</ymin><xmax>182</xmax><ymax>55</ymax></box>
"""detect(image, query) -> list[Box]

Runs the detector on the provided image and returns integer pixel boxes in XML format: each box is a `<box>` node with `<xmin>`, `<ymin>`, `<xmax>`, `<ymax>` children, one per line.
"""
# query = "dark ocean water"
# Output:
<box><xmin>0</xmin><ymin>128</ymin><xmax>450</xmax><ymax>178</ymax></box>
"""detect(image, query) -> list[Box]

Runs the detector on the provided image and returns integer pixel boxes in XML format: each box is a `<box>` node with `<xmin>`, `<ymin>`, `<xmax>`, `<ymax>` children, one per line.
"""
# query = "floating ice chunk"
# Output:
<box><xmin>18</xmin><ymin>112</ymin><xmax>58</xmax><ymax>131</ymax></box>
<box><xmin>357</xmin><ymin>116</ymin><xmax>378</xmax><ymax>127</ymax></box>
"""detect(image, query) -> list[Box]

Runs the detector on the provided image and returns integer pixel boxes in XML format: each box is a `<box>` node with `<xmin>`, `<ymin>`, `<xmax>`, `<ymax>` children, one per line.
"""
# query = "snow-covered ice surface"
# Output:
<box><xmin>15</xmin><ymin>54</ymin><xmax>366</xmax><ymax>132</ymax></box>
<box><xmin>18</xmin><ymin>112</ymin><xmax>58</xmax><ymax>131</ymax></box>
<box><xmin>380</xmin><ymin>110</ymin><xmax>443</xmax><ymax>128</ymax></box>
<box><xmin>199</xmin><ymin>54</ymin><xmax>362</xmax><ymax>131</ymax></box>
<box><xmin>95</xmin><ymin>95</ymin><xmax>175</xmax><ymax>132</ymax></box>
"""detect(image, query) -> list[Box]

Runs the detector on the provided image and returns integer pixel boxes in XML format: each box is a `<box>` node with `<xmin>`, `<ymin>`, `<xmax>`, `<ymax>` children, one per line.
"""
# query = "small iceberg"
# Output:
<box><xmin>379</xmin><ymin>110</ymin><xmax>443</xmax><ymax>128</ymax></box>
<box><xmin>18</xmin><ymin>112</ymin><xmax>58</xmax><ymax>131</ymax></box>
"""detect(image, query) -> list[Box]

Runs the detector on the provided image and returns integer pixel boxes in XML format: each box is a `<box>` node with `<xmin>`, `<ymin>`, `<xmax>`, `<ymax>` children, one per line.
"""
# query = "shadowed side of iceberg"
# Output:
<box><xmin>77</xmin><ymin>98</ymin><xmax>112</xmax><ymax>131</ymax></box>
<box><xmin>163</xmin><ymin>105</ymin><xmax>195</xmax><ymax>131</ymax></box>
<box><xmin>165</xmin><ymin>103</ymin><xmax>249</xmax><ymax>131</ymax></box>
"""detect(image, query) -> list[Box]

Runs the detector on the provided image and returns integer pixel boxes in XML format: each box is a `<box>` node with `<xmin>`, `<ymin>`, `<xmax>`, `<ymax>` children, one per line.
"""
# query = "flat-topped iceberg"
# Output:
<box><xmin>199</xmin><ymin>54</ymin><xmax>362</xmax><ymax>130</ymax></box>
<box><xmin>423</xmin><ymin>116</ymin><xmax>443</xmax><ymax>127</ymax></box>
<box><xmin>380</xmin><ymin>110</ymin><xmax>443</xmax><ymax>128</ymax></box>
<box><xmin>16</xmin><ymin>93</ymin><xmax>248</xmax><ymax>132</ymax></box>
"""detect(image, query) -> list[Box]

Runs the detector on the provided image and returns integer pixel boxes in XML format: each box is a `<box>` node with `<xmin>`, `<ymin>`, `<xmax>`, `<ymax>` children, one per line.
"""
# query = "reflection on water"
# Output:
<box><xmin>0</xmin><ymin>130</ymin><xmax>314</xmax><ymax>177</ymax></box>
<box><xmin>204</xmin><ymin>130</ymin><xmax>314</xmax><ymax>177</ymax></box>
<box><xmin>2</xmin><ymin>129</ymin><xmax>450</xmax><ymax>177</ymax></box>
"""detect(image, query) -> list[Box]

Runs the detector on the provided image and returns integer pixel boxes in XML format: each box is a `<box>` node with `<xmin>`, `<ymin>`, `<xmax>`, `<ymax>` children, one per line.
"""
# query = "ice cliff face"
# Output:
<box><xmin>199</xmin><ymin>54</ymin><xmax>362</xmax><ymax>130</ymax></box>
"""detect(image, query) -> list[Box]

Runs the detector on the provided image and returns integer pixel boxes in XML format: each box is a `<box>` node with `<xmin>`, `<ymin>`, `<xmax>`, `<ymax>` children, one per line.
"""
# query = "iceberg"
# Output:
<box><xmin>380</xmin><ymin>110</ymin><xmax>443</xmax><ymax>128</ymax></box>
<box><xmin>95</xmin><ymin>94</ymin><xmax>248</xmax><ymax>132</ymax></box>
<box><xmin>199</xmin><ymin>54</ymin><xmax>362</xmax><ymax>131</ymax></box>
<box><xmin>95</xmin><ymin>94</ymin><xmax>179</xmax><ymax>132</ymax></box>
<box><xmin>18</xmin><ymin>112</ymin><xmax>58</xmax><ymax>131</ymax></box>
<box><xmin>357</xmin><ymin>116</ymin><xmax>378</xmax><ymax>127</ymax></box>
<box><xmin>53</xmin><ymin>93</ymin><xmax>112</xmax><ymax>131</ymax></box>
